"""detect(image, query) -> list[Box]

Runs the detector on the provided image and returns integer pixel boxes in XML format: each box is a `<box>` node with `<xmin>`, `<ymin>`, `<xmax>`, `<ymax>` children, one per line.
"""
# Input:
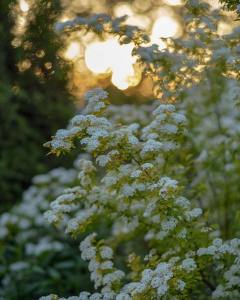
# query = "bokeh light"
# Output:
<box><xmin>85</xmin><ymin>38</ymin><xmax>140</xmax><ymax>90</ymax></box>
<box><xmin>151</xmin><ymin>15</ymin><xmax>180</xmax><ymax>38</ymax></box>
<box><xmin>64</xmin><ymin>41</ymin><xmax>82</xmax><ymax>60</ymax></box>
<box><xmin>19</xmin><ymin>0</ymin><xmax>29</xmax><ymax>12</ymax></box>
<box><xmin>218</xmin><ymin>21</ymin><xmax>234</xmax><ymax>35</ymax></box>
<box><xmin>15</xmin><ymin>0</ymin><xmax>235</xmax><ymax>96</ymax></box>
<box><xmin>114</xmin><ymin>3</ymin><xmax>150</xmax><ymax>29</ymax></box>
<box><xmin>85</xmin><ymin>40</ymin><xmax>114</xmax><ymax>74</ymax></box>
<box><xmin>14</xmin><ymin>0</ymin><xmax>183</xmax><ymax>93</ymax></box>
<box><xmin>114</xmin><ymin>3</ymin><xmax>133</xmax><ymax>17</ymax></box>
<box><xmin>163</xmin><ymin>0</ymin><xmax>183</xmax><ymax>6</ymax></box>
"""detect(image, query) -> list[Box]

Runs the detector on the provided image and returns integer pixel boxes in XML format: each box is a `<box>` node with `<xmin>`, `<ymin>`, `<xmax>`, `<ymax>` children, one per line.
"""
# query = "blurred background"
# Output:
<box><xmin>0</xmin><ymin>0</ymin><xmax>236</xmax><ymax>208</ymax></box>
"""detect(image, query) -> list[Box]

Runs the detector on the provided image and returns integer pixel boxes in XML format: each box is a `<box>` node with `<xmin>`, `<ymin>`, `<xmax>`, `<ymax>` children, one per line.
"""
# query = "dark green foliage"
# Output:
<box><xmin>219</xmin><ymin>0</ymin><xmax>240</xmax><ymax>12</ymax></box>
<box><xmin>0</xmin><ymin>237</ymin><xmax>92</xmax><ymax>300</ymax></box>
<box><xmin>0</xmin><ymin>0</ymin><xmax>76</xmax><ymax>206</ymax></box>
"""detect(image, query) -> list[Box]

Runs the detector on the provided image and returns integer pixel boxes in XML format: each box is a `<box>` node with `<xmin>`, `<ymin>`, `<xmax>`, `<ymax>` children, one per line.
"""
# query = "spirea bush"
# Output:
<box><xmin>1</xmin><ymin>0</ymin><xmax>240</xmax><ymax>299</ymax></box>
<box><xmin>0</xmin><ymin>165</ymin><xmax>94</xmax><ymax>299</ymax></box>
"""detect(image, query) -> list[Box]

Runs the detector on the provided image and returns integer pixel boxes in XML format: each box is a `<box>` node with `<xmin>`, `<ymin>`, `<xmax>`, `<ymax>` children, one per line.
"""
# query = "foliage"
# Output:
<box><xmin>1</xmin><ymin>0</ymin><xmax>240</xmax><ymax>299</ymax></box>
<box><xmin>219</xmin><ymin>0</ymin><xmax>240</xmax><ymax>14</ymax></box>
<box><xmin>0</xmin><ymin>0</ymin><xmax>75</xmax><ymax>206</ymax></box>
<box><xmin>0</xmin><ymin>165</ymin><xmax>92</xmax><ymax>299</ymax></box>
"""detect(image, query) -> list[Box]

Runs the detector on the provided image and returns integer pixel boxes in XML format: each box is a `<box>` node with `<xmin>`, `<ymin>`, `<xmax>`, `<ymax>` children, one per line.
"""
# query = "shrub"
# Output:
<box><xmin>0</xmin><ymin>164</ymin><xmax>92</xmax><ymax>299</ymax></box>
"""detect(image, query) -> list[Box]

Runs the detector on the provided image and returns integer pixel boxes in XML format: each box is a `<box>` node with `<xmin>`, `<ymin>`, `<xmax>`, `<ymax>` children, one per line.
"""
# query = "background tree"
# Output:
<box><xmin>0</xmin><ymin>0</ymin><xmax>76</xmax><ymax>207</ymax></box>
<box><xmin>219</xmin><ymin>0</ymin><xmax>240</xmax><ymax>13</ymax></box>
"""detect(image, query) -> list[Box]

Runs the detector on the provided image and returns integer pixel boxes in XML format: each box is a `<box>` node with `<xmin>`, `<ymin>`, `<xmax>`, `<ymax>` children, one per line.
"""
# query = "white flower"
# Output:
<box><xmin>176</xmin><ymin>279</ymin><xmax>186</xmax><ymax>291</ymax></box>
<box><xmin>102</xmin><ymin>270</ymin><xmax>125</xmax><ymax>285</ymax></box>
<box><xmin>96</xmin><ymin>155</ymin><xmax>111</xmax><ymax>167</ymax></box>
<box><xmin>185</xmin><ymin>208</ymin><xmax>202</xmax><ymax>220</ymax></box>
<box><xmin>100</xmin><ymin>261</ymin><xmax>113</xmax><ymax>270</ymax></box>
<box><xmin>85</xmin><ymin>88</ymin><xmax>108</xmax><ymax>102</ymax></box>
<box><xmin>213</xmin><ymin>238</ymin><xmax>223</xmax><ymax>247</ymax></box>
<box><xmin>84</xmin><ymin>88</ymin><xmax>108</xmax><ymax>115</ymax></box>
<box><xmin>157</xmin><ymin>283</ymin><xmax>168</xmax><ymax>296</ymax></box>
<box><xmin>158</xmin><ymin>177</ymin><xmax>178</xmax><ymax>198</ymax></box>
<box><xmin>140</xmin><ymin>139</ymin><xmax>163</xmax><ymax>156</ymax></box>
<box><xmin>89</xmin><ymin>293</ymin><xmax>103</xmax><ymax>300</ymax></box>
<box><xmin>212</xmin><ymin>285</ymin><xmax>226</xmax><ymax>298</ymax></box>
<box><xmin>121</xmin><ymin>184</ymin><xmax>135</xmax><ymax>197</ymax></box>
<box><xmin>181</xmin><ymin>258</ymin><xmax>196</xmax><ymax>272</ymax></box>
<box><xmin>151</xmin><ymin>276</ymin><xmax>162</xmax><ymax>288</ymax></box>
<box><xmin>116</xmin><ymin>293</ymin><xmax>131</xmax><ymax>300</ymax></box>
<box><xmin>141</xmin><ymin>163</ymin><xmax>154</xmax><ymax>170</ymax></box>
<box><xmin>39</xmin><ymin>296</ymin><xmax>57</xmax><ymax>300</ymax></box>
<box><xmin>141</xmin><ymin>269</ymin><xmax>154</xmax><ymax>284</ymax></box>
<box><xmin>100</xmin><ymin>246</ymin><xmax>113</xmax><ymax>259</ymax></box>
<box><xmin>177</xmin><ymin>228</ymin><xmax>187</xmax><ymax>239</ymax></box>
<box><xmin>153</xmin><ymin>104</ymin><xmax>175</xmax><ymax>115</ymax></box>
<box><xmin>81</xmin><ymin>247</ymin><xmax>97</xmax><ymax>261</ymax></box>
<box><xmin>10</xmin><ymin>261</ymin><xmax>29</xmax><ymax>272</ymax></box>
<box><xmin>161</xmin><ymin>217</ymin><xmax>178</xmax><ymax>232</ymax></box>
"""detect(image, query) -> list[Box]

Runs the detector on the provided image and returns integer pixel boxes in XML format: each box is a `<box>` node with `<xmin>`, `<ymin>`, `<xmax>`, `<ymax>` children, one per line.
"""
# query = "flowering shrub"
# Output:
<box><xmin>2</xmin><ymin>0</ymin><xmax>240</xmax><ymax>299</ymax></box>
<box><xmin>0</xmin><ymin>166</ymin><xmax>93</xmax><ymax>299</ymax></box>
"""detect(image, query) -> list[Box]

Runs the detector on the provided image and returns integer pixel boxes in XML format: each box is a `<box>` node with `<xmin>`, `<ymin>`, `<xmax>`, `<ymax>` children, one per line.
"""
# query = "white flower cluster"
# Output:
<box><xmin>41</xmin><ymin>86</ymin><xmax>222</xmax><ymax>299</ymax></box>
<box><xmin>79</xmin><ymin>233</ymin><xmax>124</xmax><ymax>293</ymax></box>
<box><xmin>55</xmin><ymin>14</ymin><xmax>149</xmax><ymax>45</ymax></box>
<box><xmin>140</xmin><ymin>104</ymin><xmax>187</xmax><ymax>158</ymax></box>
<box><xmin>25</xmin><ymin>237</ymin><xmax>64</xmax><ymax>256</ymax></box>
<box><xmin>0</xmin><ymin>165</ymin><xmax>91</xmax><ymax>298</ymax></box>
<box><xmin>83</xmin><ymin>88</ymin><xmax>109</xmax><ymax>115</ymax></box>
<box><xmin>181</xmin><ymin>258</ymin><xmax>197</xmax><ymax>272</ymax></box>
<box><xmin>197</xmin><ymin>238</ymin><xmax>240</xmax><ymax>298</ymax></box>
<box><xmin>45</xmin><ymin>113</ymin><xmax>112</xmax><ymax>155</ymax></box>
<box><xmin>38</xmin><ymin>254</ymin><xmax>199</xmax><ymax>299</ymax></box>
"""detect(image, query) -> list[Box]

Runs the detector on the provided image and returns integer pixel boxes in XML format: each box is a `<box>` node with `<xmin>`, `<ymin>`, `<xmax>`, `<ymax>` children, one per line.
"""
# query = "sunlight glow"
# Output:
<box><xmin>151</xmin><ymin>16</ymin><xmax>180</xmax><ymax>39</ymax></box>
<box><xmin>114</xmin><ymin>3</ymin><xmax>133</xmax><ymax>17</ymax></box>
<box><xmin>125</xmin><ymin>15</ymin><xmax>150</xmax><ymax>29</ymax></box>
<box><xmin>64</xmin><ymin>42</ymin><xmax>81</xmax><ymax>60</ymax></box>
<box><xmin>66</xmin><ymin>5</ymin><xmax>182</xmax><ymax>91</ymax></box>
<box><xmin>150</xmin><ymin>37</ymin><xmax>167</xmax><ymax>51</ymax></box>
<box><xmin>85</xmin><ymin>40</ymin><xmax>114</xmax><ymax>74</ymax></box>
<box><xmin>19</xmin><ymin>0</ymin><xmax>29</xmax><ymax>12</ymax></box>
<box><xmin>163</xmin><ymin>0</ymin><xmax>183</xmax><ymax>6</ymax></box>
<box><xmin>85</xmin><ymin>38</ymin><xmax>141</xmax><ymax>90</ymax></box>
<box><xmin>113</xmin><ymin>3</ymin><xmax>150</xmax><ymax>29</ymax></box>
<box><xmin>218</xmin><ymin>22</ymin><xmax>233</xmax><ymax>35</ymax></box>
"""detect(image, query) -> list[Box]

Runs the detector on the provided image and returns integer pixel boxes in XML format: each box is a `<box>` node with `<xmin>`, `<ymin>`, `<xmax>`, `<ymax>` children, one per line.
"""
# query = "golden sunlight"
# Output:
<box><xmin>114</xmin><ymin>3</ymin><xmax>150</xmax><ymax>29</ymax></box>
<box><xmin>85</xmin><ymin>38</ymin><xmax>141</xmax><ymax>90</ymax></box>
<box><xmin>19</xmin><ymin>0</ymin><xmax>29</xmax><ymax>12</ymax></box>
<box><xmin>163</xmin><ymin>0</ymin><xmax>183</xmax><ymax>6</ymax></box>
<box><xmin>151</xmin><ymin>15</ymin><xmax>180</xmax><ymax>39</ymax></box>
<box><xmin>217</xmin><ymin>21</ymin><xmax>234</xmax><ymax>35</ymax></box>
<box><xmin>114</xmin><ymin>3</ymin><xmax>133</xmax><ymax>18</ymax></box>
<box><xmin>64</xmin><ymin>3</ymin><xmax>183</xmax><ymax>91</ymax></box>
<box><xmin>85</xmin><ymin>40</ymin><xmax>114</xmax><ymax>74</ymax></box>
<box><xmin>64</xmin><ymin>41</ymin><xmax>82</xmax><ymax>60</ymax></box>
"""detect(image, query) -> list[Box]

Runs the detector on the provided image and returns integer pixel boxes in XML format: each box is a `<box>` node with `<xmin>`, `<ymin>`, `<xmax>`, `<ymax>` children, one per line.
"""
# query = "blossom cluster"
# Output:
<box><xmin>41</xmin><ymin>83</ymin><xmax>240</xmax><ymax>299</ymax></box>
<box><xmin>38</xmin><ymin>1</ymin><xmax>240</xmax><ymax>298</ymax></box>
<box><xmin>0</xmin><ymin>167</ymin><xmax>91</xmax><ymax>299</ymax></box>
<box><xmin>55</xmin><ymin>13</ymin><xmax>149</xmax><ymax>45</ymax></box>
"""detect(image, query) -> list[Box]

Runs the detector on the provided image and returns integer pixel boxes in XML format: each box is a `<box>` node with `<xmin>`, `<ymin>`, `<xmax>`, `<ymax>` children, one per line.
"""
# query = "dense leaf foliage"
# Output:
<box><xmin>219</xmin><ymin>0</ymin><xmax>240</xmax><ymax>14</ymax></box>
<box><xmin>0</xmin><ymin>0</ymin><xmax>75</xmax><ymax>205</ymax></box>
